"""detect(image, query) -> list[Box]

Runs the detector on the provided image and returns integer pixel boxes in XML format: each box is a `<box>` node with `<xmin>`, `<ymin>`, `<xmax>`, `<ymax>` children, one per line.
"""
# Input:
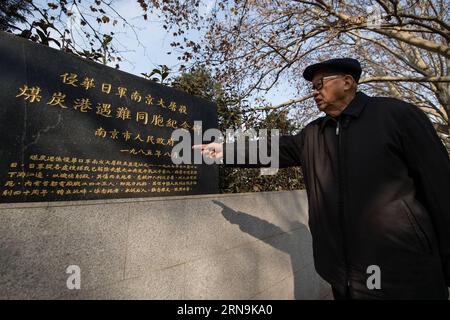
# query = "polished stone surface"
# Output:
<box><xmin>0</xmin><ymin>31</ymin><xmax>218</xmax><ymax>203</ymax></box>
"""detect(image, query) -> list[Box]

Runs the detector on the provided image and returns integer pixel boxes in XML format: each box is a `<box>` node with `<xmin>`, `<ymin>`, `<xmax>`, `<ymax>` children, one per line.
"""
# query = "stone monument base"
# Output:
<box><xmin>0</xmin><ymin>190</ymin><xmax>331</xmax><ymax>299</ymax></box>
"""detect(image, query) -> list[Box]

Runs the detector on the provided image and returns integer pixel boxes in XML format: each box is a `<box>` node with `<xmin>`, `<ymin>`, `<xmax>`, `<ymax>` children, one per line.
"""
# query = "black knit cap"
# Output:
<box><xmin>303</xmin><ymin>58</ymin><xmax>362</xmax><ymax>83</ymax></box>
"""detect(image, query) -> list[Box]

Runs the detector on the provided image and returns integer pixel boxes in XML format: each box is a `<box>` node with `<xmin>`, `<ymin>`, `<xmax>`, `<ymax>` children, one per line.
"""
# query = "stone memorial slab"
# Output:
<box><xmin>0</xmin><ymin>32</ymin><xmax>218</xmax><ymax>203</ymax></box>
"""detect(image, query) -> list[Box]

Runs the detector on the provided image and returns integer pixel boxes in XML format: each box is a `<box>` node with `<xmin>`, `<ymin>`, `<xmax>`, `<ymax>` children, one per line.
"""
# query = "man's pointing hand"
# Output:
<box><xmin>192</xmin><ymin>142</ymin><xmax>224</xmax><ymax>160</ymax></box>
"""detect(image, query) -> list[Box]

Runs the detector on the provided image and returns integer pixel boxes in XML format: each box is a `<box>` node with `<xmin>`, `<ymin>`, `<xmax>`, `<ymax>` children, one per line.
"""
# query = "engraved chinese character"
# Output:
<box><xmin>138</xmin><ymin>149</ymin><xmax>150</xmax><ymax>156</ymax></box>
<box><xmin>122</xmin><ymin>130</ymin><xmax>132</xmax><ymax>141</ymax></box>
<box><xmin>180</xmin><ymin>121</ymin><xmax>191</xmax><ymax>130</ymax></box>
<box><xmin>95</xmin><ymin>127</ymin><xmax>107</xmax><ymax>138</ymax></box>
<box><xmin>166</xmin><ymin>138</ymin><xmax>175</xmax><ymax>146</ymax></box>
<box><xmin>131</xmin><ymin>90</ymin><xmax>142</xmax><ymax>102</ymax></box>
<box><xmin>16</xmin><ymin>85</ymin><xmax>42</xmax><ymax>103</ymax></box>
<box><xmin>156</xmin><ymin>137</ymin><xmax>166</xmax><ymax>145</ymax></box>
<box><xmin>151</xmin><ymin>114</ymin><xmax>164</xmax><ymax>127</ymax></box>
<box><xmin>109</xmin><ymin>129</ymin><xmax>120</xmax><ymax>139</ymax></box>
<box><xmin>80</xmin><ymin>77</ymin><xmax>95</xmax><ymax>90</ymax></box>
<box><xmin>136</xmin><ymin>111</ymin><xmax>149</xmax><ymax>125</ymax></box>
<box><xmin>73</xmin><ymin>98</ymin><xmax>92</xmax><ymax>112</ymax></box>
<box><xmin>96</xmin><ymin>103</ymin><xmax>112</xmax><ymax>117</ymax></box>
<box><xmin>60</xmin><ymin>73</ymin><xmax>78</xmax><ymax>86</ymax></box>
<box><xmin>116</xmin><ymin>87</ymin><xmax>127</xmax><ymax>98</ymax></box>
<box><xmin>102</xmin><ymin>83</ymin><xmax>112</xmax><ymax>94</ymax></box>
<box><xmin>4</xmin><ymin>181</ymin><xmax>15</xmax><ymax>187</ymax></box>
<box><xmin>166</xmin><ymin>118</ymin><xmax>178</xmax><ymax>129</ymax></box>
<box><xmin>157</xmin><ymin>98</ymin><xmax>166</xmax><ymax>108</ymax></box>
<box><xmin>168</xmin><ymin>101</ymin><xmax>177</xmax><ymax>112</ymax></box>
<box><xmin>193</xmin><ymin>122</ymin><xmax>202</xmax><ymax>134</ymax></box>
<box><xmin>145</xmin><ymin>94</ymin><xmax>154</xmax><ymax>105</ymax></box>
<box><xmin>178</xmin><ymin>104</ymin><xmax>187</xmax><ymax>114</ymax></box>
<box><xmin>116</xmin><ymin>107</ymin><xmax>131</xmax><ymax>120</ymax></box>
<box><xmin>146</xmin><ymin>135</ymin><xmax>155</xmax><ymax>144</ymax></box>
<box><xmin>47</xmin><ymin>92</ymin><xmax>67</xmax><ymax>108</ymax></box>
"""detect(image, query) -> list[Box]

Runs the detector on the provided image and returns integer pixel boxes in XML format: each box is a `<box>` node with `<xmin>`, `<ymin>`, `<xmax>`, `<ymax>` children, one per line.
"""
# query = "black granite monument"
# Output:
<box><xmin>0</xmin><ymin>32</ymin><xmax>219</xmax><ymax>203</ymax></box>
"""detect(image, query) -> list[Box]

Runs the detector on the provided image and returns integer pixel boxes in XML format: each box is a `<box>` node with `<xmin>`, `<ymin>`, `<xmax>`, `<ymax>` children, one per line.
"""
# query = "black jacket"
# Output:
<box><xmin>224</xmin><ymin>92</ymin><xmax>450</xmax><ymax>299</ymax></box>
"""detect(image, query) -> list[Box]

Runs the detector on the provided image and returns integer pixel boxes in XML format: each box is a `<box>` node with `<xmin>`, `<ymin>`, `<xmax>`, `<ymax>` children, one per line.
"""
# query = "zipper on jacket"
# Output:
<box><xmin>336</xmin><ymin>117</ymin><xmax>351</xmax><ymax>294</ymax></box>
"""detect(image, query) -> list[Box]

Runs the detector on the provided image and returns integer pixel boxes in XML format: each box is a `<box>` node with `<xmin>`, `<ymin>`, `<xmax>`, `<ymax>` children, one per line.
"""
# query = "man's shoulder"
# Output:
<box><xmin>369</xmin><ymin>95</ymin><xmax>415</xmax><ymax>111</ymax></box>
<box><xmin>362</xmin><ymin>94</ymin><xmax>423</xmax><ymax>122</ymax></box>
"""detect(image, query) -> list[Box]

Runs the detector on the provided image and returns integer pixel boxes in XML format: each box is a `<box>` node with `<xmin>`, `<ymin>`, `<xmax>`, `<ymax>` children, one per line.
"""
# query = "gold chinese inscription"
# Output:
<box><xmin>15</xmin><ymin>74</ymin><xmax>195</xmax><ymax>130</ymax></box>
<box><xmin>1</xmin><ymin>155</ymin><xmax>199</xmax><ymax>198</ymax></box>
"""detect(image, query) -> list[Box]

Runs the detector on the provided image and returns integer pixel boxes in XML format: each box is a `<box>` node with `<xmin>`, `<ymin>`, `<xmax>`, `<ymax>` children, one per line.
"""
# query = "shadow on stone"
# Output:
<box><xmin>212</xmin><ymin>199</ymin><xmax>322</xmax><ymax>299</ymax></box>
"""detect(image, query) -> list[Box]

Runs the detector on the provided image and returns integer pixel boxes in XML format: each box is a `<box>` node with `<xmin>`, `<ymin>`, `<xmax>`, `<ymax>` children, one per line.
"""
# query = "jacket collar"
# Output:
<box><xmin>319</xmin><ymin>91</ymin><xmax>370</xmax><ymax>132</ymax></box>
<box><xmin>341</xmin><ymin>91</ymin><xmax>369</xmax><ymax>118</ymax></box>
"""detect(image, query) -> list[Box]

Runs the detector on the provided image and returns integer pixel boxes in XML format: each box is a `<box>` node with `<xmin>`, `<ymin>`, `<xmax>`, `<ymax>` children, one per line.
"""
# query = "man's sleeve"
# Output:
<box><xmin>399</xmin><ymin>104</ymin><xmax>450</xmax><ymax>285</ymax></box>
<box><xmin>222</xmin><ymin>131</ymin><xmax>304</xmax><ymax>168</ymax></box>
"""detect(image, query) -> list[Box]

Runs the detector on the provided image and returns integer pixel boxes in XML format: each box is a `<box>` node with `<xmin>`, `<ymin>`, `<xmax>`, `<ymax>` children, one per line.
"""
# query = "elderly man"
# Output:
<box><xmin>193</xmin><ymin>58</ymin><xmax>450</xmax><ymax>300</ymax></box>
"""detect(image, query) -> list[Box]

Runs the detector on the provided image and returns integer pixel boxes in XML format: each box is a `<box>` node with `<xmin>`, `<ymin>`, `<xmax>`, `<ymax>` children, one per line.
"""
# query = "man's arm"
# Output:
<box><xmin>193</xmin><ymin>131</ymin><xmax>304</xmax><ymax>168</ymax></box>
<box><xmin>400</xmin><ymin>103</ymin><xmax>450</xmax><ymax>285</ymax></box>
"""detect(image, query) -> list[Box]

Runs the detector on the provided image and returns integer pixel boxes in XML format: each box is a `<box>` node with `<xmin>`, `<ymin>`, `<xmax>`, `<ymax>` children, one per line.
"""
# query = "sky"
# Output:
<box><xmin>67</xmin><ymin>0</ymin><xmax>190</xmax><ymax>74</ymax></box>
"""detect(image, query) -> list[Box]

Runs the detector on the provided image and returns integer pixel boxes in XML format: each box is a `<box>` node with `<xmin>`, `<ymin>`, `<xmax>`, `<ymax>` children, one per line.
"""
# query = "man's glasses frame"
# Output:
<box><xmin>311</xmin><ymin>75</ymin><xmax>345</xmax><ymax>92</ymax></box>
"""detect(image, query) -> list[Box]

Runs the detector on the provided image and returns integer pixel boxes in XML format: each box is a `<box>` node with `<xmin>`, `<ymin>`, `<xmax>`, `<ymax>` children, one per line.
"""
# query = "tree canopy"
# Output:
<box><xmin>154</xmin><ymin>0</ymin><xmax>449</xmax><ymax>143</ymax></box>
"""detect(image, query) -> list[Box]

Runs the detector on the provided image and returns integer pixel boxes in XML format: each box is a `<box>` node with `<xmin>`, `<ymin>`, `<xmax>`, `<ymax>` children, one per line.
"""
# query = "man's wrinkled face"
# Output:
<box><xmin>311</xmin><ymin>69</ymin><xmax>353</xmax><ymax>114</ymax></box>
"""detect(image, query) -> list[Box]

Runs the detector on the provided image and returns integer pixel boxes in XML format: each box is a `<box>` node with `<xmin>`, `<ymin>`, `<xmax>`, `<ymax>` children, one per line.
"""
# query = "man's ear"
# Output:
<box><xmin>344</xmin><ymin>75</ymin><xmax>354</xmax><ymax>90</ymax></box>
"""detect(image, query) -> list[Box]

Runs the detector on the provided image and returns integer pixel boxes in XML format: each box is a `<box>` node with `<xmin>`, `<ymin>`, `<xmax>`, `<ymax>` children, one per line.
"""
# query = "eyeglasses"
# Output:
<box><xmin>310</xmin><ymin>75</ymin><xmax>343</xmax><ymax>92</ymax></box>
